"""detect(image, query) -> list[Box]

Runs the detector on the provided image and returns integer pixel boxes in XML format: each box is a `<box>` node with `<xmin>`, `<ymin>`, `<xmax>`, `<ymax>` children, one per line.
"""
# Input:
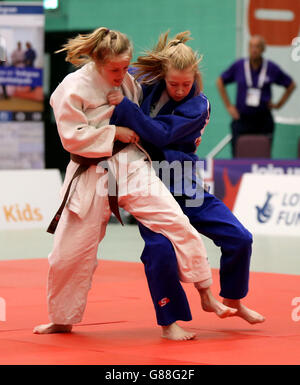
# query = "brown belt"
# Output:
<box><xmin>47</xmin><ymin>141</ymin><xmax>128</xmax><ymax>234</ymax></box>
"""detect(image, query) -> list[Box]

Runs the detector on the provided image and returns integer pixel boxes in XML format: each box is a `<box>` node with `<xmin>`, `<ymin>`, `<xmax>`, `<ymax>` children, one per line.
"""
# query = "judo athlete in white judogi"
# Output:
<box><xmin>33</xmin><ymin>28</ymin><xmax>236</xmax><ymax>338</ymax></box>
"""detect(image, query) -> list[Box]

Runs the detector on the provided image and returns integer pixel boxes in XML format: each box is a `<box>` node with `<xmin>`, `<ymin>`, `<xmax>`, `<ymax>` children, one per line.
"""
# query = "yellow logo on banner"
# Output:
<box><xmin>2</xmin><ymin>203</ymin><xmax>43</xmax><ymax>222</ymax></box>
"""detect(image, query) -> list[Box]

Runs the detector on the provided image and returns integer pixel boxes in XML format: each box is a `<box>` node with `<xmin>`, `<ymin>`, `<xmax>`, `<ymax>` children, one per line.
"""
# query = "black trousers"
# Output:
<box><xmin>1</xmin><ymin>85</ymin><xmax>7</xmax><ymax>99</ymax></box>
<box><xmin>231</xmin><ymin>110</ymin><xmax>274</xmax><ymax>157</ymax></box>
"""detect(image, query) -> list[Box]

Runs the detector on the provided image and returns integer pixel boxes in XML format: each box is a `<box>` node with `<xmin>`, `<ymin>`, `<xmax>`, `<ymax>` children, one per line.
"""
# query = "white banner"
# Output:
<box><xmin>0</xmin><ymin>169</ymin><xmax>62</xmax><ymax>230</ymax></box>
<box><xmin>240</xmin><ymin>0</ymin><xmax>300</xmax><ymax>124</ymax></box>
<box><xmin>233</xmin><ymin>173</ymin><xmax>300</xmax><ymax>236</ymax></box>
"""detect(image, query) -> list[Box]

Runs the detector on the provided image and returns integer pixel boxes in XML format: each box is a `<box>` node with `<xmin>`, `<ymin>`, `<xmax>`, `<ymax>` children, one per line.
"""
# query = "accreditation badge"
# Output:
<box><xmin>245</xmin><ymin>87</ymin><xmax>261</xmax><ymax>107</ymax></box>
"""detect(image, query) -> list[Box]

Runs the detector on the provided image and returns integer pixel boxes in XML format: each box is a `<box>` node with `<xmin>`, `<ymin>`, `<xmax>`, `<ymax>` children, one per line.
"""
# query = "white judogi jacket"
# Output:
<box><xmin>50</xmin><ymin>61</ymin><xmax>144</xmax><ymax>218</ymax></box>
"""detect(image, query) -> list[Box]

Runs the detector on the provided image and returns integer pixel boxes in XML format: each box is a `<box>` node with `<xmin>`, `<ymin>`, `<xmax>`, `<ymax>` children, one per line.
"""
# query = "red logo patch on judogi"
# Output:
<box><xmin>158</xmin><ymin>297</ymin><xmax>170</xmax><ymax>307</ymax></box>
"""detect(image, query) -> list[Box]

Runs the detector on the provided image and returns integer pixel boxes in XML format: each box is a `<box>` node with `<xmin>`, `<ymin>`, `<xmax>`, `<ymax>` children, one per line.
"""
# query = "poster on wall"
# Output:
<box><xmin>213</xmin><ymin>158</ymin><xmax>300</xmax><ymax>210</ymax></box>
<box><xmin>240</xmin><ymin>0</ymin><xmax>300</xmax><ymax>125</ymax></box>
<box><xmin>0</xmin><ymin>2</ymin><xmax>44</xmax><ymax>169</ymax></box>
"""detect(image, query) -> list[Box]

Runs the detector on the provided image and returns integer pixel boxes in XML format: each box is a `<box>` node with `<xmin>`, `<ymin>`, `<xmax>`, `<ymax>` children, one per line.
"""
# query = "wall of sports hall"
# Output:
<box><xmin>8</xmin><ymin>0</ymin><xmax>299</xmax><ymax>163</ymax></box>
<box><xmin>2</xmin><ymin>0</ymin><xmax>299</xmax><ymax>273</ymax></box>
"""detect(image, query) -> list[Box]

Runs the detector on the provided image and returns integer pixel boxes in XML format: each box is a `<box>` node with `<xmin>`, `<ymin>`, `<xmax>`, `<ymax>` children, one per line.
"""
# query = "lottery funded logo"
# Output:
<box><xmin>255</xmin><ymin>191</ymin><xmax>300</xmax><ymax>228</ymax></box>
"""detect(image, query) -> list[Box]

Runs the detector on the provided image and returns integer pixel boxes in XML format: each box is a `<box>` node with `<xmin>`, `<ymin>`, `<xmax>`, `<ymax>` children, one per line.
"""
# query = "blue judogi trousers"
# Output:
<box><xmin>138</xmin><ymin>190</ymin><xmax>253</xmax><ymax>326</ymax></box>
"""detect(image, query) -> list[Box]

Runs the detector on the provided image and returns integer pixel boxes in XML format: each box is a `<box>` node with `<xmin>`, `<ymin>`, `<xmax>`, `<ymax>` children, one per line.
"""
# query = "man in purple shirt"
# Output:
<box><xmin>217</xmin><ymin>35</ymin><xmax>296</xmax><ymax>156</ymax></box>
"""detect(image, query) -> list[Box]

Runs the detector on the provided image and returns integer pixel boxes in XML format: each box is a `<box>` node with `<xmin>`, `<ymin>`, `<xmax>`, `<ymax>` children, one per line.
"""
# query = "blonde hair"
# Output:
<box><xmin>133</xmin><ymin>31</ymin><xmax>203</xmax><ymax>93</ymax></box>
<box><xmin>56</xmin><ymin>27</ymin><xmax>133</xmax><ymax>67</ymax></box>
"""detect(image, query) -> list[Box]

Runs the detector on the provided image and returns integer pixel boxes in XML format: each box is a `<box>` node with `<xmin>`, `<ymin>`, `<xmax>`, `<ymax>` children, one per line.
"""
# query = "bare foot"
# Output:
<box><xmin>33</xmin><ymin>323</ymin><xmax>73</xmax><ymax>334</ymax></box>
<box><xmin>198</xmin><ymin>288</ymin><xmax>238</xmax><ymax>318</ymax></box>
<box><xmin>161</xmin><ymin>322</ymin><xmax>196</xmax><ymax>341</ymax></box>
<box><xmin>223</xmin><ymin>299</ymin><xmax>265</xmax><ymax>324</ymax></box>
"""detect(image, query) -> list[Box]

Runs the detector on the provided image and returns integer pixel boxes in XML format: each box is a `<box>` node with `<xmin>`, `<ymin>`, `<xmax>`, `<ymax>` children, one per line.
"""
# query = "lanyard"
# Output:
<box><xmin>244</xmin><ymin>58</ymin><xmax>268</xmax><ymax>89</ymax></box>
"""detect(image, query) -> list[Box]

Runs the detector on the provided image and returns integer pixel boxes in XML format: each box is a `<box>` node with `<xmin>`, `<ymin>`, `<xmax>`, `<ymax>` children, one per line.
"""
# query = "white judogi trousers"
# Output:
<box><xmin>47</xmin><ymin>145</ymin><xmax>212</xmax><ymax>325</ymax></box>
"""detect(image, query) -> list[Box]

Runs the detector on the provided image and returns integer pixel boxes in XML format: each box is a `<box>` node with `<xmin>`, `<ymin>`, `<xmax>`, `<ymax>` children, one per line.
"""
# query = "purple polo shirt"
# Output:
<box><xmin>221</xmin><ymin>58</ymin><xmax>292</xmax><ymax>115</ymax></box>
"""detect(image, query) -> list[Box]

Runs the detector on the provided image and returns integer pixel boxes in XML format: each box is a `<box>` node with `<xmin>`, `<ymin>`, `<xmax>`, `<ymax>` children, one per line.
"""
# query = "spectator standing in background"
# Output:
<box><xmin>25</xmin><ymin>42</ymin><xmax>37</xmax><ymax>67</ymax></box>
<box><xmin>11</xmin><ymin>41</ymin><xmax>25</xmax><ymax>67</ymax></box>
<box><xmin>0</xmin><ymin>34</ymin><xmax>8</xmax><ymax>99</ymax></box>
<box><xmin>216</xmin><ymin>35</ymin><xmax>296</xmax><ymax>157</ymax></box>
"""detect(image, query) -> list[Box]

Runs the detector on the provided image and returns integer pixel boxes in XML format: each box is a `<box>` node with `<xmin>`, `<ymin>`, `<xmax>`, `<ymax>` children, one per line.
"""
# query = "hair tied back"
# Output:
<box><xmin>172</xmin><ymin>40</ymin><xmax>182</xmax><ymax>47</ymax></box>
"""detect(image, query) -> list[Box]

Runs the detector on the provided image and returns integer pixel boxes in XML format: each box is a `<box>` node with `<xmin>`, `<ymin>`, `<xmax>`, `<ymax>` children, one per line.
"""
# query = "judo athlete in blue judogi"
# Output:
<box><xmin>109</xmin><ymin>31</ymin><xmax>265</xmax><ymax>334</ymax></box>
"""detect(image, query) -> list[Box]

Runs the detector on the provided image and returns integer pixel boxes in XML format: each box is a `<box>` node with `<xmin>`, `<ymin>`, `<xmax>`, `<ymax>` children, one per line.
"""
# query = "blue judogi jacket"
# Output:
<box><xmin>110</xmin><ymin>80</ymin><xmax>211</xmax><ymax>197</ymax></box>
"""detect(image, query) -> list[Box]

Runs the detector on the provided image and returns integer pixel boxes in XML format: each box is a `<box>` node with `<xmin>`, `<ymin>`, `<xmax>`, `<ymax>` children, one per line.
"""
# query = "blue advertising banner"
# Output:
<box><xmin>0</xmin><ymin>66</ymin><xmax>42</xmax><ymax>87</ymax></box>
<box><xmin>213</xmin><ymin>159</ymin><xmax>300</xmax><ymax>210</ymax></box>
<box><xmin>0</xmin><ymin>4</ymin><xmax>44</xmax><ymax>14</ymax></box>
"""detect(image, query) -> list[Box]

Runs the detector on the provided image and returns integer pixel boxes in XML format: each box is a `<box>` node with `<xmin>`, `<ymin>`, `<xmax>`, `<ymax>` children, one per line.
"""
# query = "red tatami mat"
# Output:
<box><xmin>0</xmin><ymin>258</ymin><xmax>299</xmax><ymax>365</ymax></box>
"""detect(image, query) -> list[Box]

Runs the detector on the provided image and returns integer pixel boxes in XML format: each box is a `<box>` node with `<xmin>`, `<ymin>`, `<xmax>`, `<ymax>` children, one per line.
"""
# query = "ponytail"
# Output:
<box><xmin>133</xmin><ymin>30</ymin><xmax>203</xmax><ymax>93</ymax></box>
<box><xmin>56</xmin><ymin>27</ymin><xmax>133</xmax><ymax>67</ymax></box>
